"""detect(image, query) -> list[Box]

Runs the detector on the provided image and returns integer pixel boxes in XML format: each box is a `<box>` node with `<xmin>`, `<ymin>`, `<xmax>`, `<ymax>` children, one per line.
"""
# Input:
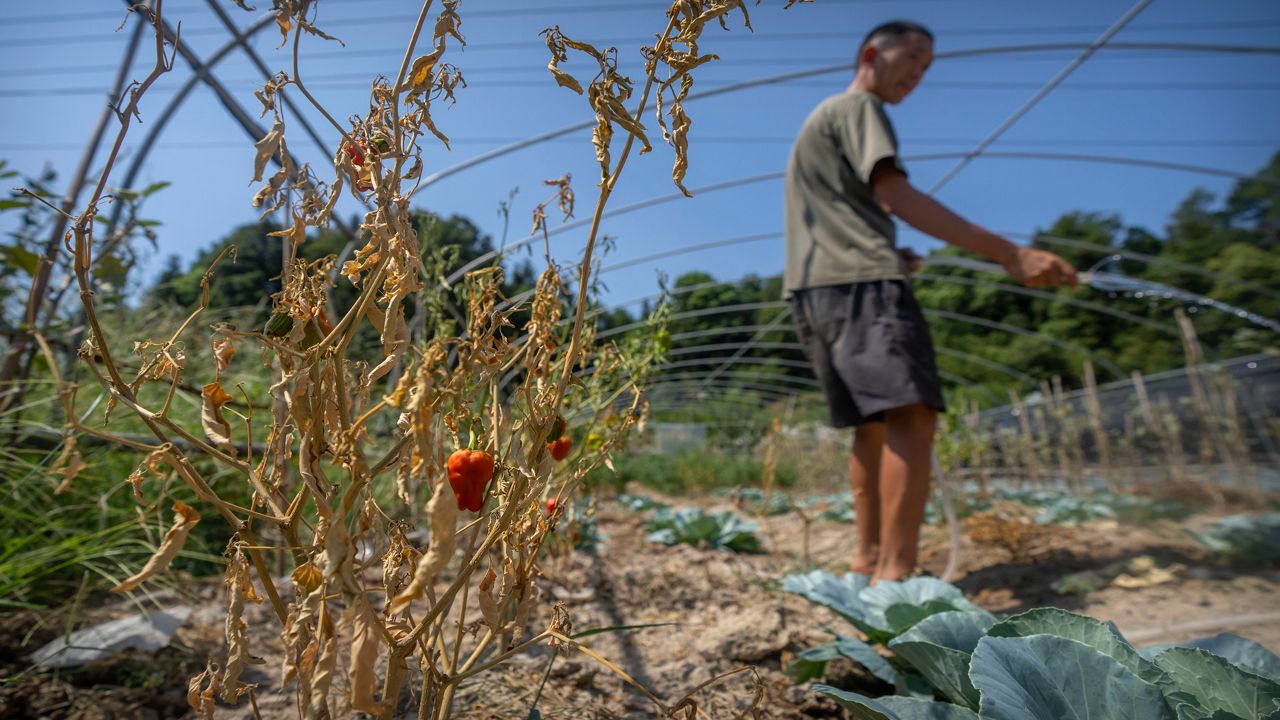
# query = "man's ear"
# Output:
<box><xmin>859</xmin><ymin>43</ymin><xmax>878</xmax><ymax>67</ymax></box>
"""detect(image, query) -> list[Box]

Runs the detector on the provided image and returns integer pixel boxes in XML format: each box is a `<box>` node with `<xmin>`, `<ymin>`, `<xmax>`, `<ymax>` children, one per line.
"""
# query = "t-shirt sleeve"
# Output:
<box><xmin>840</xmin><ymin>97</ymin><xmax>906</xmax><ymax>185</ymax></box>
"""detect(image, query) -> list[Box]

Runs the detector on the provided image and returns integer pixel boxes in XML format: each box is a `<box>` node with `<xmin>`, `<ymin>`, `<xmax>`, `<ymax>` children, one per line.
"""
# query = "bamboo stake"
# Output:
<box><xmin>1211</xmin><ymin>370</ymin><xmax>1258</xmax><ymax>491</ymax></box>
<box><xmin>995</xmin><ymin>429</ymin><xmax>1022</xmax><ymax>489</ymax></box>
<box><xmin>1175</xmin><ymin>309</ymin><xmax>1236</xmax><ymax>494</ymax></box>
<box><xmin>1082</xmin><ymin>360</ymin><xmax>1119</xmax><ymax>492</ymax></box>
<box><xmin>1040</xmin><ymin>379</ymin><xmax>1071</xmax><ymax>490</ymax></box>
<box><xmin>1052</xmin><ymin>375</ymin><xmax>1084</xmax><ymax>489</ymax></box>
<box><xmin>967</xmin><ymin>400</ymin><xmax>989</xmax><ymax>498</ymax></box>
<box><xmin>1008</xmin><ymin>388</ymin><xmax>1040</xmax><ymax>487</ymax></box>
<box><xmin>1132</xmin><ymin>370</ymin><xmax>1183</xmax><ymax>485</ymax></box>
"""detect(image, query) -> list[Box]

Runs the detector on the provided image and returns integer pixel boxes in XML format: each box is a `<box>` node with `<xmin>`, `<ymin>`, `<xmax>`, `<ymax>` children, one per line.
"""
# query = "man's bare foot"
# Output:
<box><xmin>871</xmin><ymin>564</ymin><xmax>914</xmax><ymax>585</ymax></box>
<box><xmin>853</xmin><ymin>546</ymin><xmax>879</xmax><ymax>576</ymax></box>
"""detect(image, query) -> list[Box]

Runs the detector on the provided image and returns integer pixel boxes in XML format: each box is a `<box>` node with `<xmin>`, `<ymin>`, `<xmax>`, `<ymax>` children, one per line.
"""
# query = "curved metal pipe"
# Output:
<box><xmin>589</xmin><ymin>300</ymin><xmax>1126</xmax><ymax>378</ymax></box>
<box><xmin>645</xmin><ymin>368</ymin><xmax>823</xmax><ymax>389</ymax></box>
<box><xmin>109</xmin><ymin>11</ymin><xmax>277</xmax><ymax>226</ymax></box>
<box><xmin>453</xmin><ymin>144</ymin><xmax>1276</xmax><ymax>289</ymax></box>
<box><xmin>651</xmin><ymin>327</ymin><xmax>1035</xmax><ymax>385</ymax></box>
<box><xmin>644</xmin><ymin>378</ymin><xmax>817</xmax><ymax>401</ymax></box>
<box><xmin>419</xmin><ymin>41</ymin><xmax>1280</xmax><ymax>191</ymax></box>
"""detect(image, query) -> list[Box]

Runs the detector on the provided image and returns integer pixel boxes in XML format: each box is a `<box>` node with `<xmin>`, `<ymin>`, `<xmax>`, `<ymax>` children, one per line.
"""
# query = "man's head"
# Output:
<box><xmin>854</xmin><ymin>21</ymin><xmax>934</xmax><ymax>104</ymax></box>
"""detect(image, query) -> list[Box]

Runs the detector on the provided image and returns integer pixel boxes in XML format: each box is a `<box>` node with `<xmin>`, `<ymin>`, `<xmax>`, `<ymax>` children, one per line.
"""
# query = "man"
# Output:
<box><xmin>783</xmin><ymin>20</ymin><xmax>1077</xmax><ymax>583</ymax></box>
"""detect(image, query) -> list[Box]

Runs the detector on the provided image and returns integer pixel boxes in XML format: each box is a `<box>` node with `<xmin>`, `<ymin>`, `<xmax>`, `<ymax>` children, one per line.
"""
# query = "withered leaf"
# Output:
<box><xmin>252</xmin><ymin>116</ymin><xmax>284</xmax><ymax>183</ymax></box>
<box><xmin>187</xmin><ymin>661</ymin><xmax>219</xmax><ymax>719</ymax></box>
<box><xmin>389</xmin><ymin>478</ymin><xmax>458</xmax><ymax>613</ymax></box>
<box><xmin>201</xmin><ymin>382</ymin><xmax>238</xmax><ymax>455</ymax></box>
<box><xmin>298</xmin><ymin>19</ymin><xmax>343</xmax><ymax>46</ymax></box>
<box><xmin>220</xmin><ymin>548</ymin><xmax>259</xmax><ymax>703</ymax></box>
<box><xmin>274</xmin><ymin>11</ymin><xmax>292</xmax><ymax>48</ymax></box>
<box><xmin>112</xmin><ymin>500</ymin><xmax>201</xmax><ymax>592</ymax></box>
<box><xmin>402</xmin><ymin>156</ymin><xmax>422</xmax><ymax>181</ymax></box>
<box><xmin>211</xmin><ymin>325</ymin><xmax>236</xmax><ymax>376</ymax></box>
<box><xmin>348</xmin><ymin>601</ymin><xmax>384</xmax><ymax>715</ymax></box>
<box><xmin>266</xmin><ymin>210</ymin><xmax>307</xmax><ymax>249</ymax></box>
<box><xmin>51</xmin><ymin>435</ymin><xmax>87</xmax><ymax>495</ymax></box>
<box><xmin>306</xmin><ymin>604</ymin><xmax>337</xmax><ymax>719</ymax></box>
<box><xmin>478</xmin><ymin>567</ymin><xmax>503</xmax><ymax>633</ymax></box>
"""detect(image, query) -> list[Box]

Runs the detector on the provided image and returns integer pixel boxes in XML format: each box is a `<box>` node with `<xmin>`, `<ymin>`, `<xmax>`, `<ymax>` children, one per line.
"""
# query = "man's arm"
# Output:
<box><xmin>871</xmin><ymin>163</ymin><xmax>1078</xmax><ymax>288</ymax></box>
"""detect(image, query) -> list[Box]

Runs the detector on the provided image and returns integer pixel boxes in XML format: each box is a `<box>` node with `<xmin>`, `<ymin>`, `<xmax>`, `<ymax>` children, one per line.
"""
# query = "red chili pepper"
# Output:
<box><xmin>344</xmin><ymin>141</ymin><xmax>366</xmax><ymax>167</ymax></box>
<box><xmin>342</xmin><ymin>140</ymin><xmax>374</xmax><ymax>192</ymax></box>
<box><xmin>547</xmin><ymin>437</ymin><xmax>572</xmax><ymax>462</ymax></box>
<box><xmin>545</xmin><ymin>497</ymin><xmax>558</xmax><ymax>515</ymax></box>
<box><xmin>447</xmin><ymin>448</ymin><xmax>494</xmax><ymax>512</ymax></box>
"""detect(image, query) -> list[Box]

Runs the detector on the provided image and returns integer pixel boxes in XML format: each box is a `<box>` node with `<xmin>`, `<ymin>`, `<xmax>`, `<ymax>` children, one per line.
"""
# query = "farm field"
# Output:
<box><xmin>4</xmin><ymin>479</ymin><xmax>1277</xmax><ymax>718</ymax></box>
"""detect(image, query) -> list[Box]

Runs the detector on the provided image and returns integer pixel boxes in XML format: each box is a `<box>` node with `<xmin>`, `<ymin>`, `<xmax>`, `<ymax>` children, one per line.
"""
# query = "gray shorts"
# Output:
<box><xmin>790</xmin><ymin>280</ymin><xmax>945</xmax><ymax>428</ymax></box>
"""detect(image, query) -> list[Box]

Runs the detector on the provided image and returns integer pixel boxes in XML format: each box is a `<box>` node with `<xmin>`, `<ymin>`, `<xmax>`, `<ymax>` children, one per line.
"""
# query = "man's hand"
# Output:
<box><xmin>871</xmin><ymin>165</ymin><xmax>1079</xmax><ymax>289</ymax></box>
<box><xmin>1001</xmin><ymin>246</ymin><xmax>1079</xmax><ymax>289</ymax></box>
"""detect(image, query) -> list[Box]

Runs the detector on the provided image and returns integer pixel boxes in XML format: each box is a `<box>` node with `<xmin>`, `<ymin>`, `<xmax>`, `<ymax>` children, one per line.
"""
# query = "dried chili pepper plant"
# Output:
<box><xmin>47</xmin><ymin>0</ymin><xmax>774</xmax><ymax>717</ymax></box>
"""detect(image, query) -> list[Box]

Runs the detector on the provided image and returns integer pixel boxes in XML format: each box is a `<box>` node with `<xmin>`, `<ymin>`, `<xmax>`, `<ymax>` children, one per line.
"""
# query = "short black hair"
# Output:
<box><xmin>858</xmin><ymin>20</ymin><xmax>934</xmax><ymax>58</ymax></box>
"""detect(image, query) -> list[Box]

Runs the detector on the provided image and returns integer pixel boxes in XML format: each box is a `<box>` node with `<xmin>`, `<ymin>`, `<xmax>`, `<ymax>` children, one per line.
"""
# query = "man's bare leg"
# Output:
<box><xmin>874</xmin><ymin>403</ymin><xmax>938</xmax><ymax>583</ymax></box>
<box><xmin>850</xmin><ymin>422</ymin><xmax>886</xmax><ymax>575</ymax></box>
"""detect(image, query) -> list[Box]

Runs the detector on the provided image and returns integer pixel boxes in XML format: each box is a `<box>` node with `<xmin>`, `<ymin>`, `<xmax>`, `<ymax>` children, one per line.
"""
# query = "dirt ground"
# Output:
<box><xmin>3</xmin><ymin>489</ymin><xmax>1278</xmax><ymax>719</ymax></box>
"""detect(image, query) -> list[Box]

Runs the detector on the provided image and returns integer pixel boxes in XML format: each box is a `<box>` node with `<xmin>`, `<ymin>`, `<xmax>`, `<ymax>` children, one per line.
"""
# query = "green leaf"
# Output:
<box><xmin>1140</xmin><ymin>634</ymin><xmax>1280</xmax><ymax>683</ymax></box>
<box><xmin>813</xmin><ymin>685</ymin><xmax>979</xmax><ymax>719</ymax></box>
<box><xmin>834</xmin><ymin>635</ymin><xmax>904</xmax><ymax>689</ymax></box>
<box><xmin>969</xmin><ymin>635</ymin><xmax>1171</xmax><ymax>720</ymax></box>
<box><xmin>987</xmin><ymin>607</ymin><xmax>1169</xmax><ymax>687</ymax></box>
<box><xmin>858</xmin><ymin>577</ymin><xmax>990</xmax><ymax>635</ymax></box>
<box><xmin>888</xmin><ymin>612</ymin><xmax>995</xmax><ymax>709</ymax></box>
<box><xmin>785</xmin><ymin>635</ymin><xmax>902</xmax><ymax>688</ymax></box>
<box><xmin>1155</xmin><ymin>647</ymin><xmax>1280</xmax><ymax>719</ymax></box>
<box><xmin>136</xmin><ymin>219</ymin><xmax>163</xmax><ymax>228</ymax></box>
<box><xmin>0</xmin><ymin>199</ymin><xmax>30</xmax><ymax>210</ymax></box>
<box><xmin>885</xmin><ymin>599</ymin><xmax>966</xmax><ymax>634</ymax></box>
<box><xmin>140</xmin><ymin>181</ymin><xmax>171</xmax><ymax>197</ymax></box>
<box><xmin>94</xmin><ymin>253</ymin><xmax>128</xmax><ymax>290</ymax></box>
<box><xmin>0</xmin><ymin>245</ymin><xmax>40</xmax><ymax>276</ymax></box>
<box><xmin>782</xmin><ymin>570</ymin><xmax>886</xmax><ymax>640</ymax></box>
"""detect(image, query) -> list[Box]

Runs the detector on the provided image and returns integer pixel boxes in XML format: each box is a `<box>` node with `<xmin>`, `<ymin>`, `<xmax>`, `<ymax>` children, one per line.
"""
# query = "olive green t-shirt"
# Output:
<box><xmin>783</xmin><ymin>91</ymin><xmax>906</xmax><ymax>297</ymax></box>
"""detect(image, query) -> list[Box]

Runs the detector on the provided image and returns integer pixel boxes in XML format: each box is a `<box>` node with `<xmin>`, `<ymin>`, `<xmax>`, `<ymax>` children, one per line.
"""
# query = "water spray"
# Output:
<box><xmin>922</xmin><ymin>255</ymin><xmax>1280</xmax><ymax>334</ymax></box>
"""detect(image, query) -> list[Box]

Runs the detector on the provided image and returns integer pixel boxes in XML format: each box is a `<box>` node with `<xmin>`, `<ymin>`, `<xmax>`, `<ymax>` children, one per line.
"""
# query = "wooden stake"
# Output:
<box><xmin>1133</xmin><ymin>370</ymin><xmax>1184</xmax><ymax>485</ymax></box>
<box><xmin>1051</xmin><ymin>375</ymin><xmax>1084</xmax><ymax>488</ymax></box>
<box><xmin>1175</xmin><ymin>308</ymin><xmax>1236</xmax><ymax>492</ymax></box>
<box><xmin>1008</xmin><ymin>388</ymin><xmax>1040</xmax><ymax>487</ymax></box>
<box><xmin>1082</xmin><ymin>360</ymin><xmax>1119</xmax><ymax>492</ymax></box>
<box><xmin>967</xmin><ymin>400</ymin><xmax>989</xmax><ymax>498</ymax></box>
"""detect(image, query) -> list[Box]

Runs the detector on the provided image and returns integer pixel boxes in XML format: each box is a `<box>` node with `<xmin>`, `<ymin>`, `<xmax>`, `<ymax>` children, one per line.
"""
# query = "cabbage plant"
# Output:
<box><xmin>1194</xmin><ymin>514</ymin><xmax>1280</xmax><ymax>565</ymax></box>
<box><xmin>644</xmin><ymin>508</ymin><xmax>761</xmax><ymax>553</ymax></box>
<box><xmin>785</xmin><ymin>570</ymin><xmax>1280</xmax><ymax>719</ymax></box>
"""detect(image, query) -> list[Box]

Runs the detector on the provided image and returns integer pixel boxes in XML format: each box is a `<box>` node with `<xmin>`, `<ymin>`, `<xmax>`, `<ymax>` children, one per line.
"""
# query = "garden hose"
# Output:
<box><xmin>932</xmin><ymin>450</ymin><xmax>963</xmax><ymax>582</ymax></box>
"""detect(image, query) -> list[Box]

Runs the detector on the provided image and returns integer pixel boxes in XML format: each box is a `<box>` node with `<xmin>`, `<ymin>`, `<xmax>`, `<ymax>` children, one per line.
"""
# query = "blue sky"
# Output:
<box><xmin>2</xmin><ymin>0</ymin><xmax>1277</xmax><ymax>309</ymax></box>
